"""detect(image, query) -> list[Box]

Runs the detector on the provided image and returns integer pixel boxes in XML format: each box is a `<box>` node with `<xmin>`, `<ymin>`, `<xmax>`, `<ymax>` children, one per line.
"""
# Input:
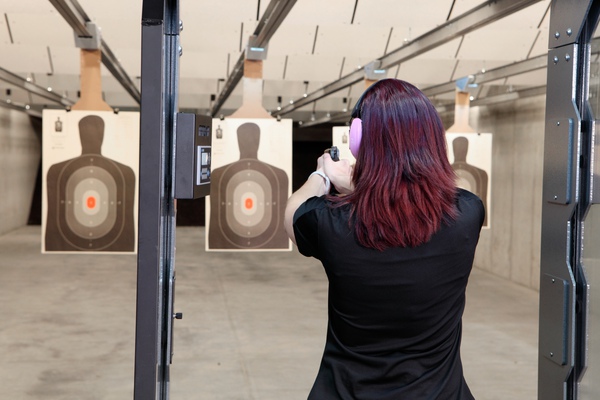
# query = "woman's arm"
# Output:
<box><xmin>285</xmin><ymin>153</ymin><xmax>354</xmax><ymax>245</ymax></box>
<box><xmin>284</xmin><ymin>165</ymin><xmax>329</xmax><ymax>245</ymax></box>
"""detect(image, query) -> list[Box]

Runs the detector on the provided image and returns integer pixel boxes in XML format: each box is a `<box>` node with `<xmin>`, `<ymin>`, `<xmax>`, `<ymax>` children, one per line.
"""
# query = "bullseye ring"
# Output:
<box><xmin>82</xmin><ymin>189</ymin><xmax>101</xmax><ymax>216</ymax></box>
<box><xmin>65</xmin><ymin>167</ymin><xmax>117</xmax><ymax>239</ymax></box>
<box><xmin>240</xmin><ymin>191</ymin><xmax>258</xmax><ymax>216</ymax></box>
<box><xmin>226</xmin><ymin>170</ymin><xmax>271</xmax><ymax>238</ymax></box>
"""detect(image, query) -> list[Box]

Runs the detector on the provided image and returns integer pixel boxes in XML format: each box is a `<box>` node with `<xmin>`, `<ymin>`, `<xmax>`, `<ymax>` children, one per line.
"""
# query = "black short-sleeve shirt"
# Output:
<box><xmin>293</xmin><ymin>189</ymin><xmax>484</xmax><ymax>400</ymax></box>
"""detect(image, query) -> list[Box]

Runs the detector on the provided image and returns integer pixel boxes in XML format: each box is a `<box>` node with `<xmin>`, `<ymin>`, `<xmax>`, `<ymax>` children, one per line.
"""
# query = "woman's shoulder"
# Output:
<box><xmin>293</xmin><ymin>196</ymin><xmax>354</xmax><ymax>231</ymax></box>
<box><xmin>455</xmin><ymin>188</ymin><xmax>485</xmax><ymax>225</ymax></box>
<box><xmin>293</xmin><ymin>196</ymin><xmax>328</xmax><ymax>223</ymax></box>
<box><xmin>456</xmin><ymin>188</ymin><xmax>481</xmax><ymax>203</ymax></box>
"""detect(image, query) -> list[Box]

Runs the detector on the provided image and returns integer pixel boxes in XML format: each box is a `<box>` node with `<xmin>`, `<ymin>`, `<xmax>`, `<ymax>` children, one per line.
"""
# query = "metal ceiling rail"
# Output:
<box><xmin>253</xmin><ymin>0</ymin><xmax>297</xmax><ymax>49</ymax></box>
<box><xmin>49</xmin><ymin>0</ymin><xmax>141</xmax><ymax>104</ymax></box>
<box><xmin>99</xmin><ymin>41</ymin><xmax>141</xmax><ymax>103</ymax></box>
<box><xmin>302</xmin><ymin>84</ymin><xmax>548</xmax><ymax>128</ymax></box>
<box><xmin>0</xmin><ymin>99</ymin><xmax>42</xmax><ymax>118</ymax></box>
<box><xmin>272</xmin><ymin>0</ymin><xmax>543</xmax><ymax>117</ymax></box>
<box><xmin>300</xmin><ymin>111</ymin><xmax>350</xmax><ymax>128</ymax></box>
<box><xmin>49</xmin><ymin>0</ymin><xmax>88</xmax><ymax>36</ymax></box>
<box><xmin>210</xmin><ymin>0</ymin><xmax>297</xmax><ymax>116</ymax></box>
<box><xmin>434</xmin><ymin>85</ymin><xmax>547</xmax><ymax>113</ymax></box>
<box><xmin>423</xmin><ymin>54</ymin><xmax>548</xmax><ymax>97</ymax></box>
<box><xmin>471</xmin><ymin>85</ymin><xmax>546</xmax><ymax>107</ymax></box>
<box><xmin>300</xmin><ymin>54</ymin><xmax>550</xmax><ymax>127</ymax></box>
<box><xmin>0</xmin><ymin>66</ymin><xmax>73</xmax><ymax>107</ymax></box>
<box><xmin>317</xmin><ymin>34</ymin><xmax>600</xmax><ymax>122</ymax></box>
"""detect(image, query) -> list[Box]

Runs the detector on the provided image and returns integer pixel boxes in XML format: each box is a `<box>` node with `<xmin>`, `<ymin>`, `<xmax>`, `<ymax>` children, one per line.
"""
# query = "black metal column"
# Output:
<box><xmin>539</xmin><ymin>1</ymin><xmax>600</xmax><ymax>399</ymax></box>
<box><xmin>135</xmin><ymin>0</ymin><xmax>180</xmax><ymax>399</ymax></box>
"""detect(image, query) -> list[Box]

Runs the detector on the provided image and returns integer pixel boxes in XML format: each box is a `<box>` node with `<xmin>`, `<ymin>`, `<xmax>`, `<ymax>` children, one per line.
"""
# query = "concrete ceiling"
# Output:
<box><xmin>0</xmin><ymin>0</ymin><xmax>552</xmax><ymax>121</ymax></box>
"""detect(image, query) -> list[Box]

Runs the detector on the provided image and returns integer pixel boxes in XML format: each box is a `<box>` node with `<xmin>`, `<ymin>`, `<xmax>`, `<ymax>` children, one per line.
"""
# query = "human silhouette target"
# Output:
<box><xmin>208</xmin><ymin>122</ymin><xmax>289</xmax><ymax>249</ymax></box>
<box><xmin>45</xmin><ymin>115</ymin><xmax>136</xmax><ymax>251</ymax></box>
<box><xmin>450</xmin><ymin>136</ymin><xmax>489</xmax><ymax>227</ymax></box>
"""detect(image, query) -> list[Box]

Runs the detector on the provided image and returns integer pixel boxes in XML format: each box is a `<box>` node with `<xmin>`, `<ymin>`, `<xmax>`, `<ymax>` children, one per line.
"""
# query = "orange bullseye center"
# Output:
<box><xmin>244</xmin><ymin>198</ymin><xmax>253</xmax><ymax>209</ymax></box>
<box><xmin>87</xmin><ymin>196</ymin><xmax>96</xmax><ymax>209</ymax></box>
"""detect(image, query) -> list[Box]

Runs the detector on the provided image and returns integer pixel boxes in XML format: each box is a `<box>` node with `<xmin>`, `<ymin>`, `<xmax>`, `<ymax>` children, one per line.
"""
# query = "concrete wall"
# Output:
<box><xmin>0</xmin><ymin>109</ymin><xmax>41</xmax><ymax>236</ymax></box>
<box><xmin>443</xmin><ymin>96</ymin><xmax>546</xmax><ymax>291</ymax></box>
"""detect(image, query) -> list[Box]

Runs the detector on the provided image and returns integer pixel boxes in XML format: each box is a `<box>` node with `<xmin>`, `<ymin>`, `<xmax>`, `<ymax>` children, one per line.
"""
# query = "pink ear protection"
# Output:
<box><xmin>349</xmin><ymin>118</ymin><xmax>362</xmax><ymax>158</ymax></box>
<box><xmin>349</xmin><ymin>82</ymin><xmax>379</xmax><ymax>158</ymax></box>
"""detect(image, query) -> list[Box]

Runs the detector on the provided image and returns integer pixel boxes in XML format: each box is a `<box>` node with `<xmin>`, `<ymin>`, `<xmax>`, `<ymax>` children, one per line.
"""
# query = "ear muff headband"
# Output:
<box><xmin>349</xmin><ymin>118</ymin><xmax>362</xmax><ymax>157</ymax></box>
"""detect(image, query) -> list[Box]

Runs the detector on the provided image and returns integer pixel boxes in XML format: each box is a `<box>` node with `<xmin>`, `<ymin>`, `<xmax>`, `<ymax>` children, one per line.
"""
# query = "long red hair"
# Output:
<box><xmin>330</xmin><ymin>79</ymin><xmax>457</xmax><ymax>250</ymax></box>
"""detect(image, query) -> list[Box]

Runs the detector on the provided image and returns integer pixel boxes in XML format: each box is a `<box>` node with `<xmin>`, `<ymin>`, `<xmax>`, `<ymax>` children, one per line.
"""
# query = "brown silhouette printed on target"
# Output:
<box><xmin>209</xmin><ymin>122</ymin><xmax>289</xmax><ymax>249</ymax></box>
<box><xmin>45</xmin><ymin>115</ymin><xmax>136</xmax><ymax>252</ymax></box>
<box><xmin>451</xmin><ymin>136</ymin><xmax>489</xmax><ymax>227</ymax></box>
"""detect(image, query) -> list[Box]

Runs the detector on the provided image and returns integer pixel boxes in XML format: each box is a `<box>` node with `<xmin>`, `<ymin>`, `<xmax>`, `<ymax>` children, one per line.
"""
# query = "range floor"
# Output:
<box><xmin>0</xmin><ymin>226</ymin><xmax>538</xmax><ymax>399</ymax></box>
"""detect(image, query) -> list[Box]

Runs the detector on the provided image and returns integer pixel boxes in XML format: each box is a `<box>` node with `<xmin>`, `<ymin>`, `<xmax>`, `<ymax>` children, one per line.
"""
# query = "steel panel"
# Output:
<box><xmin>548</xmin><ymin>0</ymin><xmax>593</xmax><ymax>48</ymax></box>
<box><xmin>538</xmin><ymin>2</ymin><xmax>600</xmax><ymax>399</ymax></box>
<box><xmin>544</xmin><ymin>118</ymin><xmax>575</xmax><ymax>205</ymax></box>
<box><xmin>540</xmin><ymin>274</ymin><xmax>570</xmax><ymax>366</ymax></box>
<box><xmin>134</xmin><ymin>0</ymin><xmax>181</xmax><ymax>398</ymax></box>
<box><xmin>538</xmin><ymin>44</ymin><xmax>581</xmax><ymax>400</ymax></box>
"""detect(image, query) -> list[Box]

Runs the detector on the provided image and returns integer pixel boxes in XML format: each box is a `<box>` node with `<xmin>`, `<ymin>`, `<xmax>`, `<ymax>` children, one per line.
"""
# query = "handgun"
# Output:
<box><xmin>325</xmin><ymin>146</ymin><xmax>340</xmax><ymax>162</ymax></box>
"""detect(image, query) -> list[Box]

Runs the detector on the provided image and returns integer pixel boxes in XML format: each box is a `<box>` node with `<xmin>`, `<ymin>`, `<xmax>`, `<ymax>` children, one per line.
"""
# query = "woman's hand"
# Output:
<box><xmin>321</xmin><ymin>153</ymin><xmax>354</xmax><ymax>195</ymax></box>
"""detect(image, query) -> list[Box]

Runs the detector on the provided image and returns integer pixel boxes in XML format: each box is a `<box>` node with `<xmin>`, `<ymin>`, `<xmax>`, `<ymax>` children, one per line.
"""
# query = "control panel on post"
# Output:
<box><xmin>174</xmin><ymin>113</ymin><xmax>212</xmax><ymax>199</ymax></box>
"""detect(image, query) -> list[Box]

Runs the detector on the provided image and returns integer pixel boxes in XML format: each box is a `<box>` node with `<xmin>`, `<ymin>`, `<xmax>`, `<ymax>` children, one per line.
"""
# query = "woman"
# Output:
<box><xmin>284</xmin><ymin>79</ymin><xmax>484</xmax><ymax>399</ymax></box>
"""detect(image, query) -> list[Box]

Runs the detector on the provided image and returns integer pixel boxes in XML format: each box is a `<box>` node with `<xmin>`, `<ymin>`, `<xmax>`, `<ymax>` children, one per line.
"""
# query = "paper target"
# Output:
<box><xmin>42</xmin><ymin>111</ymin><xmax>139</xmax><ymax>253</ymax></box>
<box><xmin>455</xmin><ymin>170</ymin><xmax>477</xmax><ymax>193</ymax></box>
<box><xmin>207</xmin><ymin>119</ymin><xmax>292</xmax><ymax>251</ymax></box>
<box><xmin>332</xmin><ymin>126</ymin><xmax>356</xmax><ymax>163</ymax></box>
<box><xmin>446</xmin><ymin>132</ymin><xmax>492</xmax><ymax>228</ymax></box>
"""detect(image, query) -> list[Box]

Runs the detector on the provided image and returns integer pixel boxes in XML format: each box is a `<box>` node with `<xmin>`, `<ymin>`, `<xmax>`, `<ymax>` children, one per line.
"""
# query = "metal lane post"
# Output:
<box><xmin>135</xmin><ymin>0</ymin><xmax>180</xmax><ymax>398</ymax></box>
<box><xmin>539</xmin><ymin>1</ymin><xmax>600</xmax><ymax>399</ymax></box>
